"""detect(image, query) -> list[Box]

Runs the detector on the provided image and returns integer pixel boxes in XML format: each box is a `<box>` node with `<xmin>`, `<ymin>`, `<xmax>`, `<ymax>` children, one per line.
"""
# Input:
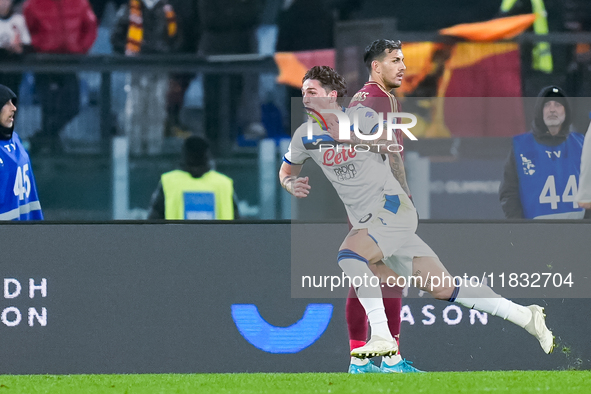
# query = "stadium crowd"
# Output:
<box><xmin>1</xmin><ymin>0</ymin><xmax>591</xmax><ymax>221</ymax></box>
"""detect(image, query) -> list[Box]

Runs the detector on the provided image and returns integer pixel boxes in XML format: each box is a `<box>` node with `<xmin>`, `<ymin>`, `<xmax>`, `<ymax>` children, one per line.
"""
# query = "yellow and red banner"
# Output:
<box><xmin>275</xmin><ymin>15</ymin><xmax>536</xmax><ymax>137</ymax></box>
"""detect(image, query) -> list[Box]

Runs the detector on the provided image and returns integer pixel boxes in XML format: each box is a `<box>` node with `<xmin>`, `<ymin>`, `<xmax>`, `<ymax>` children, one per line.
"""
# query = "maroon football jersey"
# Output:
<box><xmin>348</xmin><ymin>81</ymin><xmax>403</xmax><ymax>152</ymax></box>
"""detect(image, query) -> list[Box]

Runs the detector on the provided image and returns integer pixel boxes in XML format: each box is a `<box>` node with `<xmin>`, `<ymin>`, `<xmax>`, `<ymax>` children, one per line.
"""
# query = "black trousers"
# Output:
<box><xmin>35</xmin><ymin>73</ymin><xmax>80</xmax><ymax>138</ymax></box>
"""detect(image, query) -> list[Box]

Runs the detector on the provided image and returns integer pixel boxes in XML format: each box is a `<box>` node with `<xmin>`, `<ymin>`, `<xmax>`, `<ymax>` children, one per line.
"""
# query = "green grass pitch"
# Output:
<box><xmin>0</xmin><ymin>371</ymin><xmax>589</xmax><ymax>393</ymax></box>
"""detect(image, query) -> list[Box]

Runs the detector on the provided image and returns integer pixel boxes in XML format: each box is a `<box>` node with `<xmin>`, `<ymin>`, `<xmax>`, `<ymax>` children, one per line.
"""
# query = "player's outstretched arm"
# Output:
<box><xmin>279</xmin><ymin>162</ymin><xmax>311</xmax><ymax>198</ymax></box>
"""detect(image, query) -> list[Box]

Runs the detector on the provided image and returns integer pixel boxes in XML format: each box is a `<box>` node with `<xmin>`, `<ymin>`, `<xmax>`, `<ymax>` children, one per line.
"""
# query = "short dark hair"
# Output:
<box><xmin>364</xmin><ymin>39</ymin><xmax>402</xmax><ymax>71</ymax></box>
<box><xmin>181</xmin><ymin>135</ymin><xmax>210</xmax><ymax>169</ymax></box>
<box><xmin>302</xmin><ymin>66</ymin><xmax>347</xmax><ymax>97</ymax></box>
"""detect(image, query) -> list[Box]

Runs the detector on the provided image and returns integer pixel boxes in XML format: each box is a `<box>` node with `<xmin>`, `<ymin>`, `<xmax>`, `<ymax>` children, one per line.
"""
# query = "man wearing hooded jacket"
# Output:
<box><xmin>499</xmin><ymin>85</ymin><xmax>586</xmax><ymax>219</ymax></box>
<box><xmin>0</xmin><ymin>84</ymin><xmax>43</xmax><ymax>220</ymax></box>
<box><xmin>23</xmin><ymin>0</ymin><xmax>98</xmax><ymax>154</ymax></box>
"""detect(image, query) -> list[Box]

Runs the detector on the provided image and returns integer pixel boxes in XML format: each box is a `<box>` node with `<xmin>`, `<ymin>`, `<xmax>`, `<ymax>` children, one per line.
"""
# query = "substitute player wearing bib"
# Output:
<box><xmin>500</xmin><ymin>86</ymin><xmax>586</xmax><ymax>219</ymax></box>
<box><xmin>0</xmin><ymin>84</ymin><xmax>43</xmax><ymax>221</ymax></box>
<box><xmin>280</xmin><ymin>66</ymin><xmax>555</xmax><ymax>369</ymax></box>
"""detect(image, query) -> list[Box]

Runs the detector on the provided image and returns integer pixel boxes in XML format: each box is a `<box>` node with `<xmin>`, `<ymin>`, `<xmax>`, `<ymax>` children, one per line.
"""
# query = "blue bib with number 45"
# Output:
<box><xmin>0</xmin><ymin>132</ymin><xmax>43</xmax><ymax>220</ymax></box>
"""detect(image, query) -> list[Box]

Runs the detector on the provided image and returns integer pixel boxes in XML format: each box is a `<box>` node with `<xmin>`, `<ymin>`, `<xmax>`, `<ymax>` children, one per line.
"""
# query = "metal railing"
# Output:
<box><xmin>0</xmin><ymin>53</ymin><xmax>278</xmax><ymax>154</ymax></box>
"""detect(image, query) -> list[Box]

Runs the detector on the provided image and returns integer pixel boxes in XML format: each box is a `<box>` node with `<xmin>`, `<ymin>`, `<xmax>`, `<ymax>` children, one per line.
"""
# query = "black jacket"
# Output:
<box><xmin>499</xmin><ymin>85</ymin><xmax>575</xmax><ymax>218</ymax></box>
<box><xmin>111</xmin><ymin>0</ymin><xmax>183</xmax><ymax>55</ymax></box>
<box><xmin>197</xmin><ymin>0</ymin><xmax>263</xmax><ymax>55</ymax></box>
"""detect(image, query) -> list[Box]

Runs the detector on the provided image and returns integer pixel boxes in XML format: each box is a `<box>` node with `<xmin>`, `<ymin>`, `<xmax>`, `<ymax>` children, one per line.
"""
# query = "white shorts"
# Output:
<box><xmin>382</xmin><ymin>234</ymin><xmax>438</xmax><ymax>278</ymax></box>
<box><xmin>352</xmin><ymin>193</ymin><xmax>438</xmax><ymax>278</ymax></box>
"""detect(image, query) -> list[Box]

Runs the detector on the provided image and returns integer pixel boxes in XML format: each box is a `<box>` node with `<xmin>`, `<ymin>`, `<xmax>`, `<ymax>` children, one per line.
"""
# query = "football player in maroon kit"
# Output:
<box><xmin>345</xmin><ymin>39</ymin><xmax>419</xmax><ymax>373</ymax></box>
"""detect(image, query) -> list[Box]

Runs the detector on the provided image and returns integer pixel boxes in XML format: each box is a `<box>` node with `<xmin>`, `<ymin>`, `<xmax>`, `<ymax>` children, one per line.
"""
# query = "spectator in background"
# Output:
<box><xmin>197</xmin><ymin>0</ymin><xmax>262</xmax><ymax>56</ymax></box>
<box><xmin>0</xmin><ymin>0</ymin><xmax>31</xmax><ymax>95</ymax></box>
<box><xmin>111</xmin><ymin>0</ymin><xmax>183</xmax><ymax>155</ymax></box>
<box><xmin>564</xmin><ymin>0</ymin><xmax>591</xmax><ymax>98</ymax></box>
<box><xmin>198</xmin><ymin>0</ymin><xmax>264</xmax><ymax>152</ymax></box>
<box><xmin>165</xmin><ymin>0</ymin><xmax>199</xmax><ymax>138</ymax></box>
<box><xmin>499</xmin><ymin>86</ymin><xmax>587</xmax><ymax>219</ymax></box>
<box><xmin>334</xmin><ymin>0</ymin><xmax>496</xmax><ymax>31</ymax></box>
<box><xmin>5</xmin><ymin>0</ymin><xmax>24</xmax><ymax>13</ymax></box>
<box><xmin>23</xmin><ymin>0</ymin><xmax>97</xmax><ymax>154</ymax></box>
<box><xmin>0</xmin><ymin>84</ymin><xmax>43</xmax><ymax>220</ymax></box>
<box><xmin>147</xmin><ymin>134</ymin><xmax>238</xmax><ymax>220</ymax></box>
<box><xmin>89</xmin><ymin>0</ymin><xmax>125</xmax><ymax>23</ymax></box>
<box><xmin>276</xmin><ymin>0</ymin><xmax>333</xmax><ymax>52</ymax></box>
<box><xmin>275</xmin><ymin>0</ymin><xmax>335</xmax><ymax>134</ymax></box>
<box><xmin>498</xmin><ymin>0</ymin><xmax>570</xmax><ymax>97</ymax></box>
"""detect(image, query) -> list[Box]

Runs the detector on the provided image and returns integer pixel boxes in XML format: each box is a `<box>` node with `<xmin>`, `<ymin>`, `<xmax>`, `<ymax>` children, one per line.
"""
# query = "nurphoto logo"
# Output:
<box><xmin>306</xmin><ymin>108</ymin><xmax>418</xmax><ymax>154</ymax></box>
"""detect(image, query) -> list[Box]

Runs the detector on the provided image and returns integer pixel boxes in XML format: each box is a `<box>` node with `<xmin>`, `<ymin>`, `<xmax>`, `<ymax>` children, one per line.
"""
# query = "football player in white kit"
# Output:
<box><xmin>279</xmin><ymin>66</ymin><xmax>555</xmax><ymax>361</ymax></box>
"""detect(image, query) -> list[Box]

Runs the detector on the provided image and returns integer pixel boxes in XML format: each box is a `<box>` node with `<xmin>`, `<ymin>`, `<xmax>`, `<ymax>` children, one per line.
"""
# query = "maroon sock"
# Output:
<box><xmin>382</xmin><ymin>285</ymin><xmax>403</xmax><ymax>345</ymax></box>
<box><xmin>345</xmin><ymin>285</ymin><xmax>368</xmax><ymax>351</ymax></box>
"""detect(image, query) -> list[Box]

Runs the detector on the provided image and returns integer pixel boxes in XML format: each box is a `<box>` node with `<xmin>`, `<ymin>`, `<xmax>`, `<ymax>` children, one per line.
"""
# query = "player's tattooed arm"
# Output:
<box><xmin>388</xmin><ymin>151</ymin><xmax>411</xmax><ymax>196</ymax></box>
<box><xmin>281</xmin><ymin>175</ymin><xmax>296</xmax><ymax>194</ymax></box>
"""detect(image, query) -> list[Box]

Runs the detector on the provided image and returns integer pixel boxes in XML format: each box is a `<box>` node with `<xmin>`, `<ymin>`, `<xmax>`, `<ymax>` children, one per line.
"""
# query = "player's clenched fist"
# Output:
<box><xmin>287</xmin><ymin>177</ymin><xmax>311</xmax><ymax>198</ymax></box>
<box><xmin>292</xmin><ymin>176</ymin><xmax>311</xmax><ymax>198</ymax></box>
<box><xmin>282</xmin><ymin>176</ymin><xmax>311</xmax><ymax>198</ymax></box>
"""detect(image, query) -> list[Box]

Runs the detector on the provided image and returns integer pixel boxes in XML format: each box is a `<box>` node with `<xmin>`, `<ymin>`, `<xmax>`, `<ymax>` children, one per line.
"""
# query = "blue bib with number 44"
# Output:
<box><xmin>513</xmin><ymin>132</ymin><xmax>584</xmax><ymax>219</ymax></box>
